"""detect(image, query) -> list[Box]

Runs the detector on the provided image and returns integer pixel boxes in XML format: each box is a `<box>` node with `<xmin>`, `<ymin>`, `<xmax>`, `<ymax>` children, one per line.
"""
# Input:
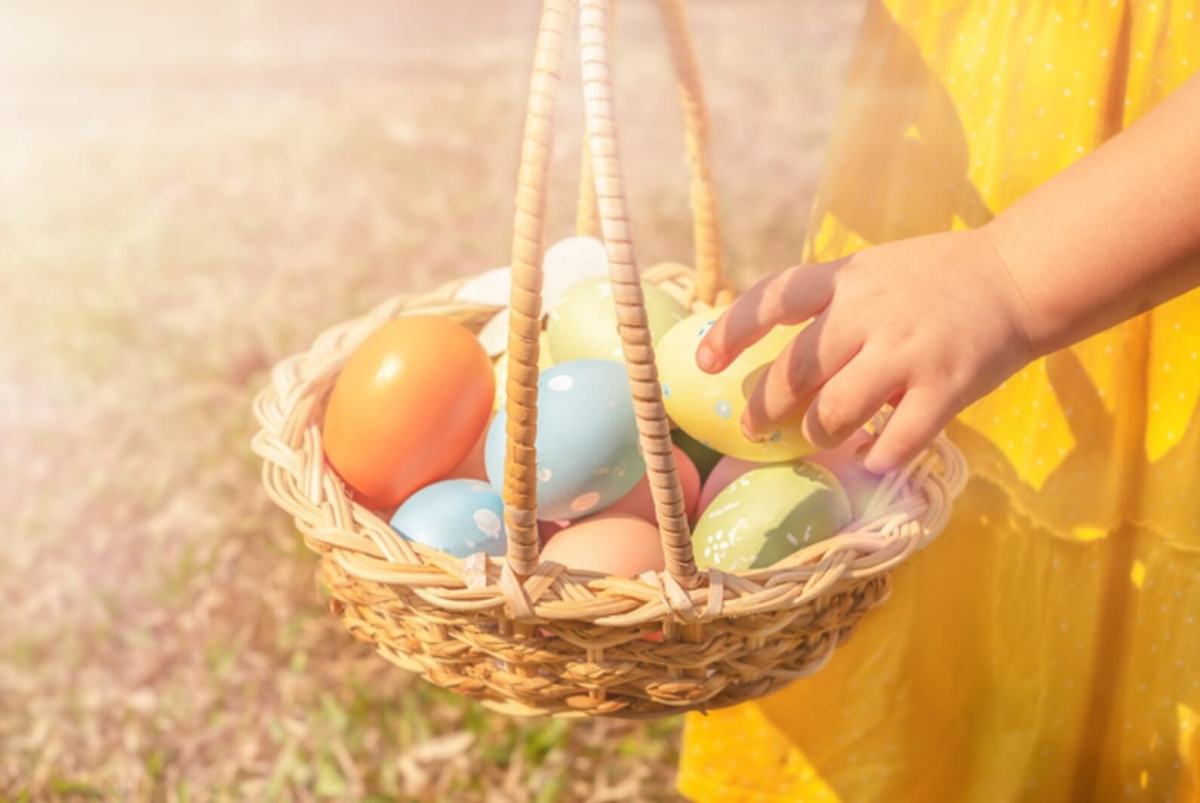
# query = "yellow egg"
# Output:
<box><xmin>657</xmin><ymin>307</ymin><xmax>814</xmax><ymax>462</ymax></box>
<box><xmin>493</xmin><ymin>331</ymin><xmax>554</xmax><ymax>411</ymax></box>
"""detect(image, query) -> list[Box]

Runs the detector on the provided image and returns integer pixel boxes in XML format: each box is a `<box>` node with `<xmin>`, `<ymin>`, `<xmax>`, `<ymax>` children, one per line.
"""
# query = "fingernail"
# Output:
<box><xmin>862</xmin><ymin>451</ymin><xmax>890</xmax><ymax>475</ymax></box>
<box><xmin>696</xmin><ymin>345</ymin><xmax>718</xmax><ymax>373</ymax></box>
<box><xmin>740</xmin><ymin>416</ymin><xmax>765</xmax><ymax>443</ymax></box>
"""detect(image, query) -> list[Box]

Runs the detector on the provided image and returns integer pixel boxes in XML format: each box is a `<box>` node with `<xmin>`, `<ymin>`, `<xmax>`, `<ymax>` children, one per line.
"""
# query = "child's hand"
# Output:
<box><xmin>695</xmin><ymin>228</ymin><xmax>1035</xmax><ymax>474</ymax></box>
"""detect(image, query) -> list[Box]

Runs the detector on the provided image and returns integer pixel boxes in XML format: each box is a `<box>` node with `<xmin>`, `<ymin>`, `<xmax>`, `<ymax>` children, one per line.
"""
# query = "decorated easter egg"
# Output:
<box><xmin>606</xmin><ymin>445</ymin><xmax>702</xmax><ymax>524</ymax></box>
<box><xmin>696</xmin><ymin>454</ymin><xmax>758</xmax><ymax>517</ymax></box>
<box><xmin>485</xmin><ymin>359</ymin><xmax>645</xmax><ymax>521</ymax></box>
<box><xmin>323</xmin><ymin>316</ymin><xmax>494</xmax><ymax>508</ymax></box>
<box><xmin>807</xmin><ymin>429</ymin><xmax>884</xmax><ymax>519</ymax></box>
<box><xmin>657</xmin><ymin>308</ymin><xmax>814</xmax><ymax>462</ymax></box>
<box><xmin>692</xmin><ymin>462</ymin><xmax>852</xmax><ymax>572</ymax></box>
<box><xmin>540</xmin><ymin>514</ymin><xmax>665</xmax><ymax>576</ymax></box>
<box><xmin>671</xmin><ymin>428</ymin><xmax>724</xmax><ymax>482</ymax></box>
<box><xmin>547</xmin><ymin>277</ymin><xmax>688</xmax><ymax>363</ymax></box>
<box><xmin>493</xmin><ymin>331</ymin><xmax>554</xmax><ymax>411</ymax></box>
<box><xmin>389</xmin><ymin>479</ymin><xmax>506</xmax><ymax>558</ymax></box>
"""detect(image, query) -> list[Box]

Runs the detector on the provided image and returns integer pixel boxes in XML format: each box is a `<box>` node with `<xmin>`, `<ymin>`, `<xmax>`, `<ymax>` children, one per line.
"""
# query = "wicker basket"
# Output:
<box><xmin>251</xmin><ymin>0</ymin><xmax>967</xmax><ymax>719</ymax></box>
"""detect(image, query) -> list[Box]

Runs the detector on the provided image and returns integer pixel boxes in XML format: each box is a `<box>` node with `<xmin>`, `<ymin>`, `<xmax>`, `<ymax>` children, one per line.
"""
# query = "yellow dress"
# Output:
<box><xmin>679</xmin><ymin>1</ymin><xmax>1200</xmax><ymax>801</ymax></box>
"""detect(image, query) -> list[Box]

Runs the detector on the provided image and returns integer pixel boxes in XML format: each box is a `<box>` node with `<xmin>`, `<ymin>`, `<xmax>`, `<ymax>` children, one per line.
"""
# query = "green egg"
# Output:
<box><xmin>692</xmin><ymin>462</ymin><xmax>852</xmax><ymax>572</ymax></box>
<box><xmin>546</xmin><ymin>277</ymin><xmax>688</xmax><ymax>363</ymax></box>
<box><xmin>671</xmin><ymin>427</ymin><xmax>724</xmax><ymax>482</ymax></box>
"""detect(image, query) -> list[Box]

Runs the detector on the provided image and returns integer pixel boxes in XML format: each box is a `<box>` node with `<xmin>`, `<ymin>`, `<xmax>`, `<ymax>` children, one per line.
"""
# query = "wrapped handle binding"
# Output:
<box><xmin>575</xmin><ymin>0</ymin><xmax>726</xmax><ymax>306</ymax></box>
<box><xmin>500</xmin><ymin>0</ymin><xmax>572</xmax><ymax>578</ymax></box>
<box><xmin>503</xmin><ymin>0</ymin><xmax>711</xmax><ymax>589</ymax></box>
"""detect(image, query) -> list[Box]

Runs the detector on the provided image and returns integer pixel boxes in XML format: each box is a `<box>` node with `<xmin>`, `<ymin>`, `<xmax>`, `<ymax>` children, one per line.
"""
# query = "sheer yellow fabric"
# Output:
<box><xmin>679</xmin><ymin>2</ymin><xmax>1200</xmax><ymax>800</ymax></box>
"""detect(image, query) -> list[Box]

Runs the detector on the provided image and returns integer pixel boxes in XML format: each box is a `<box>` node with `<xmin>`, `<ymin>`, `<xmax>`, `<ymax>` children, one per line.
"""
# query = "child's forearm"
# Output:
<box><xmin>985</xmin><ymin>74</ymin><xmax>1200</xmax><ymax>357</ymax></box>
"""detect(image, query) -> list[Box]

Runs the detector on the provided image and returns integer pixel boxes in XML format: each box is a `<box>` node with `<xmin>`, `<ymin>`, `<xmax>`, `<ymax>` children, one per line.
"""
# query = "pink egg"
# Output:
<box><xmin>807</xmin><ymin>429</ymin><xmax>884</xmax><ymax>519</ymax></box>
<box><xmin>540</xmin><ymin>514</ymin><xmax>665</xmax><ymax>577</ymax></box>
<box><xmin>605</xmin><ymin>445</ymin><xmax>702</xmax><ymax>524</ymax></box>
<box><xmin>447</xmin><ymin>416</ymin><xmax>490</xmax><ymax>481</ymax></box>
<box><xmin>696</xmin><ymin>455</ymin><xmax>758</xmax><ymax>517</ymax></box>
<box><xmin>538</xmin><ymin>518</ymin><xmax>569</xmax><ymax>546</ymax></box>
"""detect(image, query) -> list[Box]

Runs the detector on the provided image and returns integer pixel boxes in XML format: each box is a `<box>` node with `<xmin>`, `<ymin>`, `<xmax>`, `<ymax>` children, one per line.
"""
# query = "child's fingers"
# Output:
<box><xmin>697</xmin><ymin>261</ymin><xmax>838</xmax><ymax>374</ymax></box>
<box><xmin>800</xmin><ymin>349</ymin><xmax>903</xmax><ymax>450</ymax></box>
<box><xmin>741</xmin><ymin>315</ymin><xmax>860</xmax><ymax>436</ymax></box>
<box><xmin>862</xmin><ymin>387</ymin><xmax>955</xmax><ymax>474</ymax></box>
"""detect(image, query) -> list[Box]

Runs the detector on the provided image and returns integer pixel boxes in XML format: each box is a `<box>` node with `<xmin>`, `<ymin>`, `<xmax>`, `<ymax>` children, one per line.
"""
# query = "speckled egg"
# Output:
<box><xmin>658</xmin><ymin>307</ymin><xmax>814</xmax><ymax>462</ymax></box>
<box><xmin>692</xmin><ymin>462</ymin><xmax>851</xmax><ymax>572</ymax></box>
<box><xmin>389</xmin><ymin>479</ymin><xmax>507</xmax><ymax>558</ymax></box>
<box><xmin>547</xmin><ymin>277</ymin><xmax>688</xmax><ymax>363</ymax></box>
<box><xmin>696</xmin><ymin>454</ymin><xmax>758</xmax><ymax>517</ymax></box>
<box><xmin>484</xmin><ymin>359</ymin><xmax>645</xmax><ymax>521</ymax></box>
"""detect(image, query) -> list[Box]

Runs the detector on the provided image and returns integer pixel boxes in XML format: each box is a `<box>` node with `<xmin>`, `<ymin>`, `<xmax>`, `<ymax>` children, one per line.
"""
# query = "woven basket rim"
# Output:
<box><xmin>251</xmin><ymin>263</ymin><xmax>968</xmax><ymax>629</ymax></box>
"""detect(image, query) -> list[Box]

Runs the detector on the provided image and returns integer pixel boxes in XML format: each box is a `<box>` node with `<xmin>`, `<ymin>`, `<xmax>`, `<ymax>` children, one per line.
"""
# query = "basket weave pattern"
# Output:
<box><xmin>251</xmin><ymin>0</ymin><xmax>967</xmax><ymax>718</ymax></box>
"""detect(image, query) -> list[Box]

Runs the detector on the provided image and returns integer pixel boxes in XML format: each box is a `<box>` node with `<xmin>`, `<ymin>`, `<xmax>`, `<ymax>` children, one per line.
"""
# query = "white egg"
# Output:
<box><xmin>455</xmin><ymin>265</ymin><xmax>512</xmax><ymax>306</ymax></box>
<box><xmin>541</xmin><ymin>236</ymin><xmax>610</xmax><ymax>308</ymax></box>
<box><xmin>477</xmin><ymin>310</ymin><xmax>511</xmax><ymax>357</ymax></box>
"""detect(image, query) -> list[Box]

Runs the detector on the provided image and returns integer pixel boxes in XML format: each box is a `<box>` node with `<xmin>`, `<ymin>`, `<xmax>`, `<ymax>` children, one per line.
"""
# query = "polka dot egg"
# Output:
<box><xmin>484</xmin><ymin>359</ymin><xmax>645</xmax><ymax>521</ymax></box>
<box><xmin>658</xmin><ymin>307</ymin><xmax>815</xmax><ymax>462</ymax></box>
<box><xmin>389</xmin><ymin>479</ymin><xmax>507</xmax><ymax>558</ymax></box>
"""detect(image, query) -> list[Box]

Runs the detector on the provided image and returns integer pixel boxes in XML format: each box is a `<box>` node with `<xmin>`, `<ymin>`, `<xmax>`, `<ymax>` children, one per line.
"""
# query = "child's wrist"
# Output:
<box><xmin>977</xmin><ymin>219</ymin><xmax>1061</xmax><ymax>359</ymax></box>
<box><xmin>970</xmin><ymin>222</ymin><xmax>1044</xmax><ymax>360</ymax></box>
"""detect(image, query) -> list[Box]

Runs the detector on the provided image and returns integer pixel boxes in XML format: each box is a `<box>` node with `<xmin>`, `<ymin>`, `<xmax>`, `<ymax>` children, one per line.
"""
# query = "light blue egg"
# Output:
<box><xmin>485</xmin><ymin>359</ymin><xmax>645</xmax><ymax>521</ymax></box>
<box><xmin>389</xmin><ymin>480</ymin><xmax>507</xmax><ymax>558</ymax></box>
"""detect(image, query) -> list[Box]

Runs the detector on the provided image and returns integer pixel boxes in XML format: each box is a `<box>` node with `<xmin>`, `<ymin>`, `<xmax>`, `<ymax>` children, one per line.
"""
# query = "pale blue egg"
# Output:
<box><xmin>389</xmin><ymin>479</ymin><xmax>507</xmax><ymax>558</ymax></box>
<box><xmin>485</xmin><ymin>359</ymin><xmax>645</xmax><ymax>521</ymax></box>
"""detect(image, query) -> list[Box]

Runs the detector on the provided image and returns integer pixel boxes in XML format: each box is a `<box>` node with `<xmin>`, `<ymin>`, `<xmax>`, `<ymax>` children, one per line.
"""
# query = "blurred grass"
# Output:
<box><xmin>0</xmin><ymin>1</ymin><xmax>860</xmax><ymax>800</ymax></box>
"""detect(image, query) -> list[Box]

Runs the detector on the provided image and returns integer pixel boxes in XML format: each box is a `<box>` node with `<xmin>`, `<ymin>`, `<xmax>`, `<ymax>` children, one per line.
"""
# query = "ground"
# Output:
<box><xmin>0</xmin><ymin>2</ymin><xmax>860</xmax><ymax>800</ymax></box>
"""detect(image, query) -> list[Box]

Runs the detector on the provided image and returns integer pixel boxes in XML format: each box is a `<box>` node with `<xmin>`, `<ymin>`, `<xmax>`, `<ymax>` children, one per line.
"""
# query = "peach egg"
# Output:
<box><xmin>540</xmin><ymin>514</ymin><xmax>665</xmax><ymax>577</ymax></box>
<box><xmin>605</xmin><ymin>446</ymin><xmax>702</xmax><ymax>524</ymax></box>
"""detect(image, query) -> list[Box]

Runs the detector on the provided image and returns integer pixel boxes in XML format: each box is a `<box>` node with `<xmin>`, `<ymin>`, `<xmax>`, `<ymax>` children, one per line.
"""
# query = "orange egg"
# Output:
<box><xmin>540</xmin><ymin>514</ymin><xmax>665</xmax><ymax>577</ymax></box>
<box><xmin>605</xmin><ymin>446</ymin><xmax>702</xmax><ymax>525</ymax></box>
<box><xmin>323</xmin><ymin>316</ymin><xmax>494</xmax><ymax>508</ymax></box>
<box><xmin>448</xmin><ymin>414</ymin><xmax>491</xmax><ymax>481</ymax></box>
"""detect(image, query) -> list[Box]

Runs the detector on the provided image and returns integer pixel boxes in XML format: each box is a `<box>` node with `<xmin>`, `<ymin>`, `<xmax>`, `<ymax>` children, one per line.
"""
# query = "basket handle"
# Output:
<box><xmin>574</xmin><ymin>0</ymin><xmax>725</xmax><ymax>306</ymax></box>
<box><xmin>656</xmin><ymin>0</ymin><xmax>724</xmax><ymax>306</ymax></box>
<box><xmin>579</xmin><ymin>0</ymin><xmax>700</xmax><ymax>587</ymax></box>
<box><xmin>500</xmin><ymin>0</ymin><xmax>572</xmax><ymax>578</ymax></box>
<box><xmin>502</xmin><ymin>0</ymin><xmax>700</xmax><ymax>590</ymax></box>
